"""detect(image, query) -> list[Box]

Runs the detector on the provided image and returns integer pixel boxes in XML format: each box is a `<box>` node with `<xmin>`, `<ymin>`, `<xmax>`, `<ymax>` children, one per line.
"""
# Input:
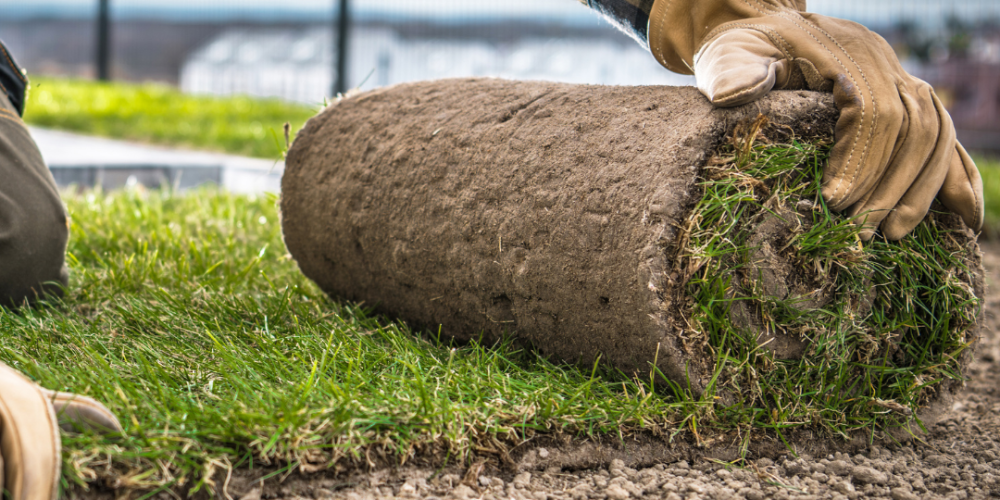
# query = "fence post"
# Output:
<box><xmin>334</xmin><ymin>0</ymin><xmax>350</xmax><ymax>95</ymax></box>
<box><xmin>96</xmin><ymin>0</ymin><xmax>111</xmax><ymax>81</ymax></box>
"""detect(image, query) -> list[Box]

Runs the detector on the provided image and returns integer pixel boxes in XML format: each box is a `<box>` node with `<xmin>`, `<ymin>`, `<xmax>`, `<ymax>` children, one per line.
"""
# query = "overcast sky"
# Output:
<box><xmin>0</xmin><ymin>0</ymin><xmax>998</xmax><ymax>28</ymax></box>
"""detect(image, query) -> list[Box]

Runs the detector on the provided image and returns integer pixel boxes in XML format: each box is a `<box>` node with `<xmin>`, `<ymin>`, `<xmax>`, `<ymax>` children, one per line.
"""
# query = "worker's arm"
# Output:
<box><xmin>578</xmin><ymin>0</ymin><xmax>983</xmax><ymax>240</ymax></box>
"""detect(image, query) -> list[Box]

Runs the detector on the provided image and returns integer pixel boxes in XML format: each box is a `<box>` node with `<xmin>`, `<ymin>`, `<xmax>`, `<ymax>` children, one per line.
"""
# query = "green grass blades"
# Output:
<box><xmin>0</xmin><ymin>188</ymin><xmax>679</xmax><ymax>491</ymax></box>
<box><xmin>977</xmin><ymin>155</ymin><xmax>1000</xmax><ymax>237</ymax></box>
<box><xmin>23</xmin><ymin>78</ymin><xmax>318</xmax><ymax>159</ymax></box>
<box><xmin>679</xmin><ymin>127</ymin><xmax>980</xmax><ymax>447</ymax></box>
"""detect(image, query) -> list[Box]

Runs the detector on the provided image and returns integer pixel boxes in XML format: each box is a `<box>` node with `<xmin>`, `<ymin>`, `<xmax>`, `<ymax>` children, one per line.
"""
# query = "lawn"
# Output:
<box><xmin>23</xmin><ymin>78</ymin><xmax>318</xmax><ymax>159</ymax></box>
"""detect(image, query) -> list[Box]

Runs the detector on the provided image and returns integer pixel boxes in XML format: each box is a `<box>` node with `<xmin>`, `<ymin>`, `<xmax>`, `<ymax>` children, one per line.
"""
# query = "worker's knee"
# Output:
<box><xmin>0</xmin><ymin>194</ymin><xmax>69</xmax><ymax>306</ymax></box>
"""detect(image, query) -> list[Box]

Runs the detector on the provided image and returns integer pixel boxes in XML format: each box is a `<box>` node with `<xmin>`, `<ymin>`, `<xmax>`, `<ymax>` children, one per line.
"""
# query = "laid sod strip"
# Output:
<box><xmin>679</xmin><ymin>126</ymin><xmax>981</xmax><ymax>442</ymax></box>
<box><xmin>23</xmin><ymin>78</ymin><xmax>317</xmax><ymax>159</ymax></box>
<box><xmin>0</xmin><ymin>189</ymin><xmax>682</xmax><ymax>490</ymax></box>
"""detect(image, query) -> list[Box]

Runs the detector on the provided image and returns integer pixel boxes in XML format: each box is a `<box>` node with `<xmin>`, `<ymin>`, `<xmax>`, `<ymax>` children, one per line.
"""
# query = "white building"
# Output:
<box><xmin>180</xmin><ymin>26</ymin><xmax>695</xmax><ymax>105</ymax></box>
<box><xmin>180</xmin><ymin>29</ymin><xmax>335</xmax><ymax>104</ymax></box>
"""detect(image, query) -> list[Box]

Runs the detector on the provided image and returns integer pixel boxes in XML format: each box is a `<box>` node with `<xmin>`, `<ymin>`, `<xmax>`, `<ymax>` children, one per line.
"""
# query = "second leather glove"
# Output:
<box><xmin>0</xmin><ymin>362</ymin><xmax>122</xmax><ymax>500</ymax></box>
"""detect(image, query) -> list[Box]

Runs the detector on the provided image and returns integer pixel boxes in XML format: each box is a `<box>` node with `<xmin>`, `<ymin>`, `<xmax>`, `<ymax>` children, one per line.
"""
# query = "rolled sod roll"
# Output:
<box><xmin>282</xmin><ymin>78</ymin><xmax>983</xmax><ymax>407</ymax></box>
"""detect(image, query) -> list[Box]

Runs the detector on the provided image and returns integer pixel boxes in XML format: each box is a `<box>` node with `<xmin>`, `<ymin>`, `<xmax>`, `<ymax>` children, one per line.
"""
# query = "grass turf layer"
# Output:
<box><xmin>23</xmin><ymin>78</ymin><xmax>317</xmax><ymax>159</ymax></box>
<box><xmin>676</xmin><ymin>119</ymin><xmax>981</xmax><ymax>443</ymax></box>
<box><xmin>0</xmin><ymin>132</ymin><xmax>982</xmax><ymax>491</ymax></box>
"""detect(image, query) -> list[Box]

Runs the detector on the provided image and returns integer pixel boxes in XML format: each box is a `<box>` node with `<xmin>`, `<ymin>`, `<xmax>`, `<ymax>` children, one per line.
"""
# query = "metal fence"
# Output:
<box><xmin>0</xmin><ymin>0</ymin><xmax>999</xmax><ymax>148</ymax></box>
<box><xmin>0</xmin><ymin>0</ymin><xmax>699</xmax><ymax>105</ymax></box>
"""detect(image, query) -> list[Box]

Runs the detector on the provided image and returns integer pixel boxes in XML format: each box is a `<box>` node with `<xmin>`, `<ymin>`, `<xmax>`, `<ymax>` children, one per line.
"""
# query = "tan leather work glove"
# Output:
<box><xmin>0</xmin><ymin>362</ymin><xmax>121</xmax><ymax>500</ymax></box>
<box><xmin>648</xmin><ymin>0</ymin><xmax>984</xmax><ymax>240</ymax></box>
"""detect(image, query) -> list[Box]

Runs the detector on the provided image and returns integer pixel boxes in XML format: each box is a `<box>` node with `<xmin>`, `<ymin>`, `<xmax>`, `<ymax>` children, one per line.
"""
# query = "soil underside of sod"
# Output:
<box><xmin>281</xmin><ymin>80</ymin><xmax>983</xmax><ymax>431</ymax></box>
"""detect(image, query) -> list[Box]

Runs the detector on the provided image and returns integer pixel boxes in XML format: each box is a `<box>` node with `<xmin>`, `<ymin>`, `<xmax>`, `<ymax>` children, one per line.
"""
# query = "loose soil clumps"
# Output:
<box><xmin>281</xmin><ymin>78</ymin><xmax>983</xmax><ymax>422</ymax></box>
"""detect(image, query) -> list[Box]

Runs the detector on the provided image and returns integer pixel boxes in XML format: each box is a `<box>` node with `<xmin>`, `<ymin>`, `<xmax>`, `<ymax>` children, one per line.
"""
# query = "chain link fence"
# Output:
<box><xmin>0</xmin><ymin>0</ymin><xmax>998</xmax><ymax>149</ymax></box>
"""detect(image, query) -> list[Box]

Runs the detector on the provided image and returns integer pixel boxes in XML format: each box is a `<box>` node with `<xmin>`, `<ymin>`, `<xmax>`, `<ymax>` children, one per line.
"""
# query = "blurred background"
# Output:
<box><xmin>1</xmin><ymin>0</ymin><xmax>998</xmax><ymax>150</ymax></box>
<box><xmin>0</xmin><ymin>0</ymin><xmax>998</xmax><ymax>202</ymax></box>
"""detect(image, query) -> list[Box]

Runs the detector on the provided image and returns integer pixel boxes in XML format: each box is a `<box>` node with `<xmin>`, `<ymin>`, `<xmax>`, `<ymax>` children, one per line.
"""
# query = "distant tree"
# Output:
<box><xmin>946</xmin><ymin>15</ymin><xmax>971</xmax><ymax>59</ymax></box>
<box><xmin>896</xmin><ymin>20</ymin><xmax>933</xmax><ymax>63</ymax></box>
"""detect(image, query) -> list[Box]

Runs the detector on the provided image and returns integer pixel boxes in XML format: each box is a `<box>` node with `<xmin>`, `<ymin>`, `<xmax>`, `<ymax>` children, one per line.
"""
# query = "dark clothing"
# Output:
<box><xmin>581</xmin><ymin>0</ymin><xmax>654</xmax><ymax>47</ymax></box>
<box><xmin>0</xmin><ymin>40</ymin><xmax>68</xmax><ymax>306</ymax></box>
<box><xmin>0</xmin><ymin>41</ymin><xmax>27</xmax><ymax>117</ymax></box>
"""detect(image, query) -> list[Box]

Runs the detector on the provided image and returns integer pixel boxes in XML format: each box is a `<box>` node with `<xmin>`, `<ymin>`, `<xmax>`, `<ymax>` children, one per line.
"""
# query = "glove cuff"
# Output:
<box><xmin>580</xmin><ymin>0</ymin><xmax>656</xmax><ymax>48</ymax></box>
<box><xmin>0</xmin><ymin>363</ymin><xmax>61</xmax><ymax>500</ymax></box>
<box><xmin>647</xmin><ymin>0</ymin><xmax>805</xmax><ymax>74</ymax></box>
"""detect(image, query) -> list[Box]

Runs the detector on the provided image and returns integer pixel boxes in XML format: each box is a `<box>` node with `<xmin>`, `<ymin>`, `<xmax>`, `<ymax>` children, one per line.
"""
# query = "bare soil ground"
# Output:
<box><xmin>175</xmin><ymin>243</ymin><xmax>998</xmax><ymax>500</ymax></box>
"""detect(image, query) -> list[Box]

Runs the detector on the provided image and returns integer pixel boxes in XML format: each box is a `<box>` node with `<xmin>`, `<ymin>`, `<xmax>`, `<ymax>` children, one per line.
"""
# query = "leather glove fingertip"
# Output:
<box><xmin>43</xmin><ymin>389</ymin><xmax>123</xmax><ymax>434</ymax></box>
<box><xmin>0</xmin><ymin>363</ymin><xmax>61</xmax><ymax>500</ymax></box>
<box><xmin>938</xmin><ymin>144</ymin><xmax>984</xmax><ymax>233</ymax></box>
<box><xmin>694</xmin><ymin>30</ymin><xmax>786</xmax><ymax>108</ymax></box>
<box><xmin>880</xmin><ymin>205</ymin><xmax>927</xmax><ymax>242</ymax></box>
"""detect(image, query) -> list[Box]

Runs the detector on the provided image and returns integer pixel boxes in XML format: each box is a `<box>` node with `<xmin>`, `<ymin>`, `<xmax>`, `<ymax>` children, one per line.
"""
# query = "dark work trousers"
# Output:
<box><xmin>0</xmin><ymin>47</ymin><xmax>68</xmax><ymax>306</ymax></box>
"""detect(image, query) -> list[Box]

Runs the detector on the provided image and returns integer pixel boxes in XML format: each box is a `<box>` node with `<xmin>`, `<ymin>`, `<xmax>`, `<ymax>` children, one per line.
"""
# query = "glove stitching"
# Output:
<box><xmin>775</xmin><ymin>10</ymin><xmax>879</xmax><ymax>207</ymax></box>
<box><xmin>747</xmin><ymin>0</ymin><xmax>811</xmax><ymax>16</ymax></box>
<box><xmin>747</xmin><ymin>0</ymin><xmax>788</xmax><ymax>16</ymax></box>
<box><xmin>739</xmin><ymin>0</ymin><xmax>877</xmax><ymax>207</ymax></box>
<box><xmin>703</xmin><ymin>24</ymin><xmax>795</xmax><ymax>57</ymax></box>
<box><xmin>743</xmin><ymin>0</ymin><xmax>772</xmax><ymax>16</ymax></box>
<box><xmin>652</xmin><ymin>0</ymin><xmax>678</xmax><ymax>71</ymax></box>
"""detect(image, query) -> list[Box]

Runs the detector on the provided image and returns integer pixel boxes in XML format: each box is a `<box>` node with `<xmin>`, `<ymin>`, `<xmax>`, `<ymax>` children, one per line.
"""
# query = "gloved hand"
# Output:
<box><xmin>647</xmin><ymin>0</ymin><xmax>984</xmax><ymax>240</ymax></box>
<box><xmin>0</xmin><ymin>362</ymin><xmax>121</xmax><ymax>500</ymax></box>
